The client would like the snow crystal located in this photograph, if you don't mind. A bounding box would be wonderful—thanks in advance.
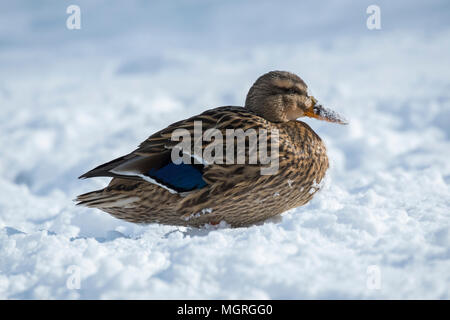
[183,208,213,221]
[287,180,294,188]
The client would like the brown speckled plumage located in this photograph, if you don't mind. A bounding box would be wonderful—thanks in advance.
[76,71,346,227]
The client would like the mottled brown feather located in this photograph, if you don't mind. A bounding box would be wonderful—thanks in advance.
[76,71,332,227]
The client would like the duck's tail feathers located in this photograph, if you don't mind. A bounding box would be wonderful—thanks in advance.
[75,189,138,209]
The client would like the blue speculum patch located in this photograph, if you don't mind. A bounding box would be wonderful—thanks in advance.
[147,162,207,192]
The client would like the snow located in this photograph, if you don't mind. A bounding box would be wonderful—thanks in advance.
[1,1,449,299]
[184,208,214,222]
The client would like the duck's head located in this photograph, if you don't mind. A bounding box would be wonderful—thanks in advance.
[245,70,347,124]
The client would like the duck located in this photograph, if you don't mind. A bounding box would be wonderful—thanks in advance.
[76,71,347,227]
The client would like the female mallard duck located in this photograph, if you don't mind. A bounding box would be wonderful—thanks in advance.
[76,71,347,227]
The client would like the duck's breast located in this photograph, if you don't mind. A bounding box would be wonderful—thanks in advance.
[276,120,329,207]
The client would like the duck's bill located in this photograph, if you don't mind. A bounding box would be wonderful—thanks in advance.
[304,104,348,125]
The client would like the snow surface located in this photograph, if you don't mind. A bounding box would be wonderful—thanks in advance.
[0,0,449,299]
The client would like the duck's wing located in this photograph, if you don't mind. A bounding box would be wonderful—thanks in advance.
[79,106,276,194]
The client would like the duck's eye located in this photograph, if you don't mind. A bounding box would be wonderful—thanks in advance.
[286,88,297,94]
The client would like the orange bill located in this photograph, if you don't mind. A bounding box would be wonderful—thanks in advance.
[304,99,348,125]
